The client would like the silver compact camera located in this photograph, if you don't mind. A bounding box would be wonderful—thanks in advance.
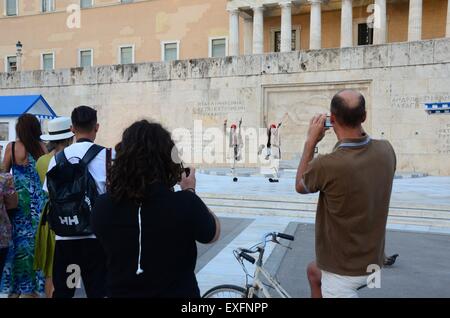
[324,116,333,128]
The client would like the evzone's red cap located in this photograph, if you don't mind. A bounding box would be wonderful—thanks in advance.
[231,124,237,129]
[271,124,277,128]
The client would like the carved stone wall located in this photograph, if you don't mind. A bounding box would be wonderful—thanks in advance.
[1,38,450,174]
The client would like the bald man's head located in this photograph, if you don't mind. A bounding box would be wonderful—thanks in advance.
[330,89,366,128]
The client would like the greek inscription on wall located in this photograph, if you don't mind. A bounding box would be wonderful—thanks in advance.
[193,100,245,117]
[437,124,450,155]
[391,95,450,109]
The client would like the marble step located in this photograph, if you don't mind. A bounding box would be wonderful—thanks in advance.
[197,170,429,179]
[199,193,450,228]
[201,193,450,216]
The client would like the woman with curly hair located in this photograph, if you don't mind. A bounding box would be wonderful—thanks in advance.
[92,120,220,298]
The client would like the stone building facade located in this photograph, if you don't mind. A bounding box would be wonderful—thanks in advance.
[1,38,449,175]
[1,0,449,71]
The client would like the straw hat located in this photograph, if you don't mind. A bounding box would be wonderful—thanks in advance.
[40,117,74,141]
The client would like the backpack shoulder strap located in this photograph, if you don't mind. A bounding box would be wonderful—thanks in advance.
[106,148,112,172]
[11,142,15,165]
[55,149,69,165]
[81,144,104,166]
[105,148,112,191]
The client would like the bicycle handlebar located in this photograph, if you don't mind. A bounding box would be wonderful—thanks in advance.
[234,232,295,282]
[242,232,295,253]
[277,232,294,241]
[240,248,257,254]
[239,251,256,264]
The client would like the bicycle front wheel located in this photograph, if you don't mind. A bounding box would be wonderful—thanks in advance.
[202,284,248,298]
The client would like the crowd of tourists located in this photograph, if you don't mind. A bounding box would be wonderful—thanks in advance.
[0,89,397,298]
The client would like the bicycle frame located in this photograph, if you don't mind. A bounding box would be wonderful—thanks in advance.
[248,265,291,298]
[203,231,295,299]
[239,235,292,298]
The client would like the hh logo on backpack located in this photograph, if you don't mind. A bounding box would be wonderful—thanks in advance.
[59,216,79,226]
[46,144,111,237]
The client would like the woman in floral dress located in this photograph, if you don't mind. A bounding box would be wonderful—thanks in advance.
[1,114,48,297]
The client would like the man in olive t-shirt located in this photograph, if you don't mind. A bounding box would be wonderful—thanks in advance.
[295,89,396,298]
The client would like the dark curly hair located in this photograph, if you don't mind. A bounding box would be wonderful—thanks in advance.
[109,120,183,202]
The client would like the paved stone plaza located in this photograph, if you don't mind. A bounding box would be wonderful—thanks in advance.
[9,172,448,299]
[191,173,450,298]
[197,218,450,298]
[195,172,450,207]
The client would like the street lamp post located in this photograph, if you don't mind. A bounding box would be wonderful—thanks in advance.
[16,41,23,72]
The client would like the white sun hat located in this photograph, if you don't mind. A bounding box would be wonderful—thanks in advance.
[40,117,75,141]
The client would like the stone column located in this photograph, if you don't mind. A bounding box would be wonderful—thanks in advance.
[309,0,322,50]
[408,0,422,41]
[16,53,22,72]
[280,1,292,52]
[229,9,240,56]
[340,0,353,48]
[446,0,450,37]
[243,17,253,55]
[253,5,264,54]
[373,0,387,44]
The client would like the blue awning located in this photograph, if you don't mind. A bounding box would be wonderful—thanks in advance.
[0,95,57,118]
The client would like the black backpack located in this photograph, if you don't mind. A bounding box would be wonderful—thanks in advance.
[46,144,110,237]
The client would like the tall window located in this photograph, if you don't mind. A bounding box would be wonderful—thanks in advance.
[42,53,54,70]
[162,41,179,62]
[120,46,134,64]
[6,56,17,72]
[79,49,93,67]
[357,23,373,45]
[274,30,297,52]
[42,0,55,13]
[80,0,93,9]
[6,0,17,16]
[209,38,227,58]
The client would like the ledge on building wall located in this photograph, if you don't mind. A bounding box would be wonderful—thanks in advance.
[1,38,449,89]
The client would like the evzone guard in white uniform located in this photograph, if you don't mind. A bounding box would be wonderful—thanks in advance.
[224,119,243,181]
[266,123,281,161]
[258,115,285,182]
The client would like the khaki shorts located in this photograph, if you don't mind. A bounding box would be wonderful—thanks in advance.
[321,270,368,298]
